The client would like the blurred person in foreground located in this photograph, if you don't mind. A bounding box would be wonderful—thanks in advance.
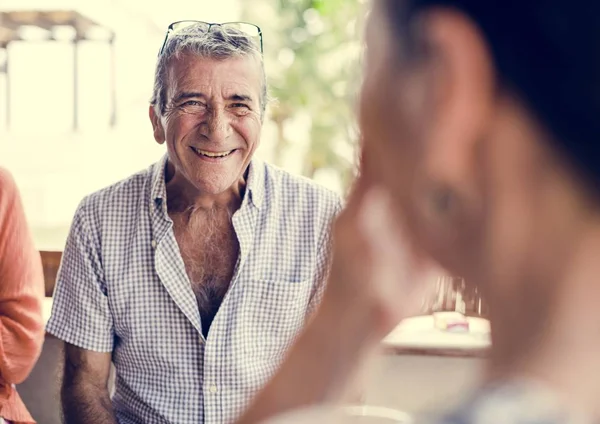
[0,169,45,424]
[47,21,340,424]
[236,0,600,422]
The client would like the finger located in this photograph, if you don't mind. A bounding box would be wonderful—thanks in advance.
[357,187,410,301]
[357,187,441,324]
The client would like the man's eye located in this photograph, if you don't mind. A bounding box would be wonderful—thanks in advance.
[182,100,205,107]
[231,103,250,109]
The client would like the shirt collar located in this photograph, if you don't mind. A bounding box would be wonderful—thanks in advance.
[150,154,265,210]
[245,157,265,209]
[150,154,169,208]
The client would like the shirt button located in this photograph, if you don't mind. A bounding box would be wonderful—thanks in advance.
[151,240,157,249]
[209,385,218,393]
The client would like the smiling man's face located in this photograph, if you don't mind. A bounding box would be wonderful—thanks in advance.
[150,53,263,195]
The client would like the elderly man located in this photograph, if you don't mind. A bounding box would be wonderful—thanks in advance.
[47,21,341,424]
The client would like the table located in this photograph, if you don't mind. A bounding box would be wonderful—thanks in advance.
[382,315,491,358]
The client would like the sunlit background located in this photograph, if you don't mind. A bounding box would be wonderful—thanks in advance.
[0,0,364,250]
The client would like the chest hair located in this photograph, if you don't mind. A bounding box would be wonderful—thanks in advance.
[171,207,239,335]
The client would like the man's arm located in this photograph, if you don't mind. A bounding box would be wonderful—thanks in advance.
[45,197,117,422]
[61,343,116,424]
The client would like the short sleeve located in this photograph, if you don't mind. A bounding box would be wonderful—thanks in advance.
[46,199,114,352]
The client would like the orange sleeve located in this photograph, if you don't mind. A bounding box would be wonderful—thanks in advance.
[0,168,44,384]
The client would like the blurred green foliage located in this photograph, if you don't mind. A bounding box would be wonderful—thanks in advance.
[242,0,366,191]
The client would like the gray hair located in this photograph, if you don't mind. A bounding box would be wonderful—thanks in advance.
[150,23,267,116]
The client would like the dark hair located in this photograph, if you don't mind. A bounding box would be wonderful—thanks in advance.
[385,0,600,189]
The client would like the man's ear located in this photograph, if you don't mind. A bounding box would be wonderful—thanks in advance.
[149,106,166,144]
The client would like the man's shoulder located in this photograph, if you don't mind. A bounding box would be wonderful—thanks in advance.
[75,163,156,219]
[262,162,342,208]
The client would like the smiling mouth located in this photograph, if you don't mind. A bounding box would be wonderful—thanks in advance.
[190,147,236,159]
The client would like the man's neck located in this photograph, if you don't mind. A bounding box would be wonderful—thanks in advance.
[165,164,245,214]
[487,223,600,419]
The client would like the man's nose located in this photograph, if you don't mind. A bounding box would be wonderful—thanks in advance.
[204,109,232,143]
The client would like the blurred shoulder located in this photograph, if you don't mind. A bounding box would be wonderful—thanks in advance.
[426,380,593,424]
[260,381,591,424]
[0,168,23,218]
[0,167,18,196]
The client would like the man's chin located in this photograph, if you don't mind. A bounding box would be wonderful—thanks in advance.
[180,157,249,198]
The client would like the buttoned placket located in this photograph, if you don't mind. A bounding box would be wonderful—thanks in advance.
[202,194,259,424]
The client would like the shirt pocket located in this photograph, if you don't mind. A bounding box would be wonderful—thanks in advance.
[239,279,312,360]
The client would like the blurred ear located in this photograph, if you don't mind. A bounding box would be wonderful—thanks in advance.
[149,106,166,144]
[417,8,495,192]
[405,8,496,273]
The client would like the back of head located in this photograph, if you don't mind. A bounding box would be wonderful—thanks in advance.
[385,0,600,194]
[370,2,600,411]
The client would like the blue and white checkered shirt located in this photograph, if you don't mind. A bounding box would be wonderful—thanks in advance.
[47,155,342,424]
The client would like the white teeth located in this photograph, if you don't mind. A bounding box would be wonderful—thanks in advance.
[192,147,233,158]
